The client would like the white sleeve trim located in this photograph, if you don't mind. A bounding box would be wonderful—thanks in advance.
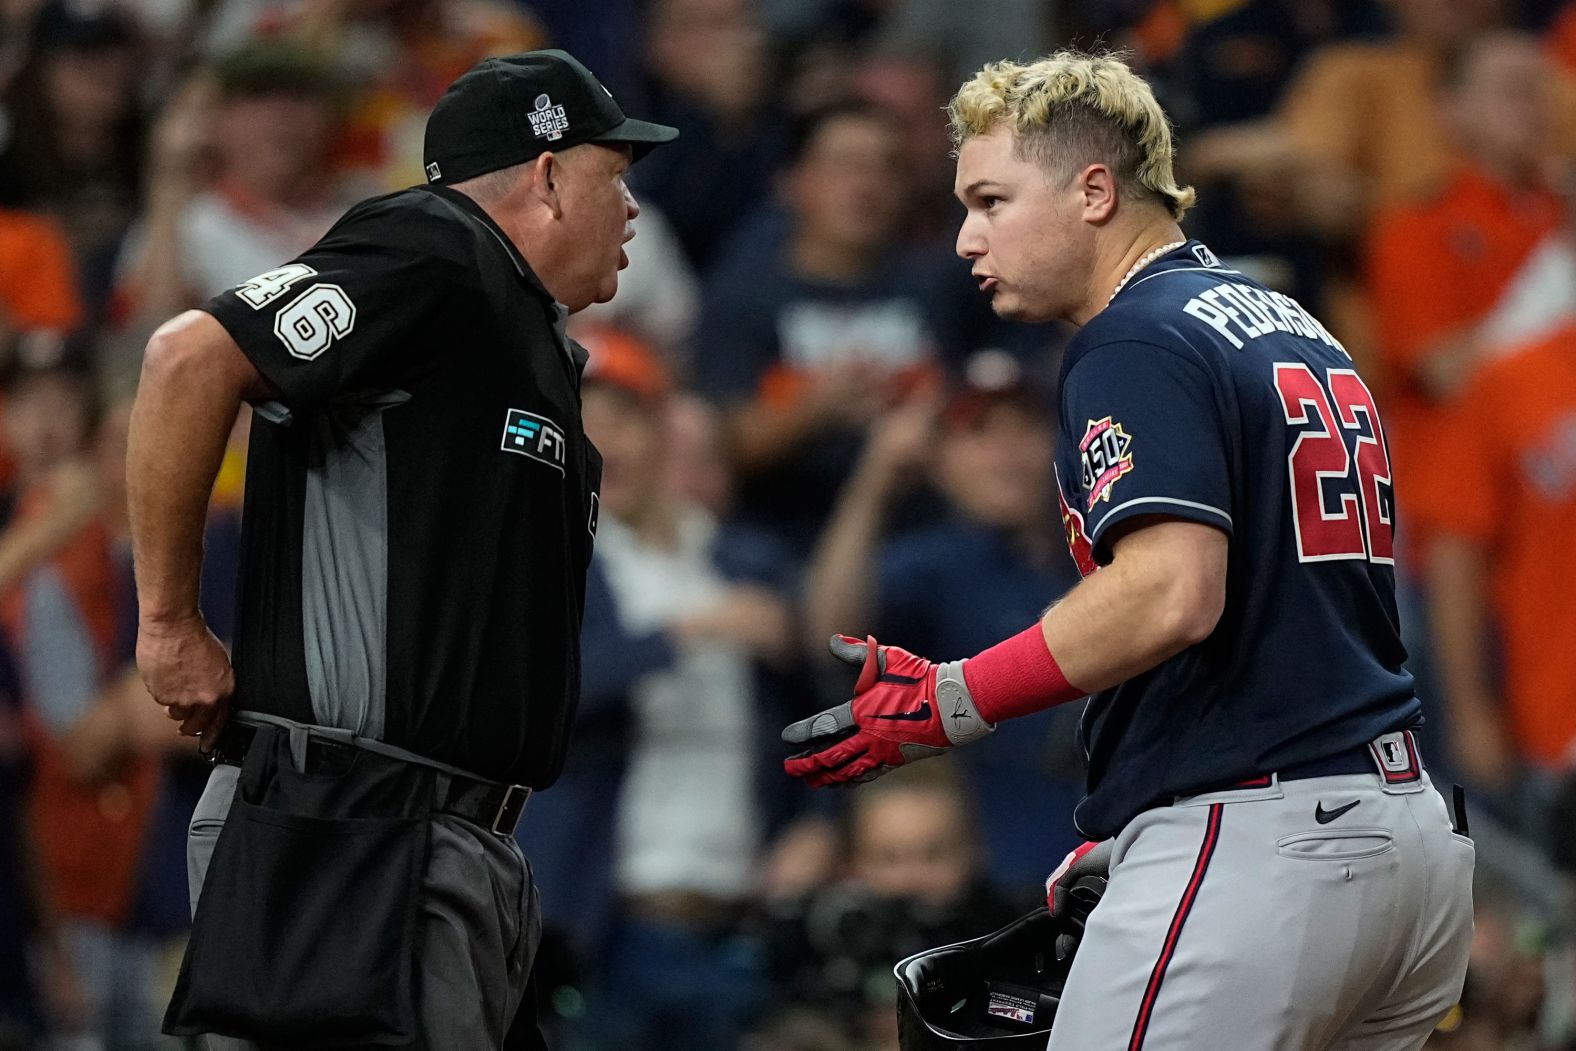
[1089,496,1233,542]
[1126,265,1243,292]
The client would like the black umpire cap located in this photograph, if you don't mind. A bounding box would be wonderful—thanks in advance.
[423,49,678,185]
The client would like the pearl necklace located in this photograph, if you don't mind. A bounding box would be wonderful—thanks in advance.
[1107,240,1188,305]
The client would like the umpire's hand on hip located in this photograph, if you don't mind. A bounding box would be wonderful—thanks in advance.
[137,613,235,750]
[782,634,994,787]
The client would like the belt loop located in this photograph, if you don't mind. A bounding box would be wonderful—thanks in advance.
[287,725,311,773]
[1368,729,1424,791]
[491,785,530,837]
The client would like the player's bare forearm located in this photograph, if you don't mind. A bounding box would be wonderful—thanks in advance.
[127,310,269,627]
[1041,518,1228,693]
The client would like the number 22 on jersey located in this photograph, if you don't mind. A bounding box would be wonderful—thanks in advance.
[1274,363,1395,565]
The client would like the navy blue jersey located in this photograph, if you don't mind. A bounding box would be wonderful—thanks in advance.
[1054,242,1419,840]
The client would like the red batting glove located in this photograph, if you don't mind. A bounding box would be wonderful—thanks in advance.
[781,635,994,788]
[1045,839,1113,918]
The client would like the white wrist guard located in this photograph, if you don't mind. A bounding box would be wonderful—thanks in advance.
[935,660,995,747]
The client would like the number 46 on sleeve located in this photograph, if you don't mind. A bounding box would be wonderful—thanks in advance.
[1274,363,1395,565]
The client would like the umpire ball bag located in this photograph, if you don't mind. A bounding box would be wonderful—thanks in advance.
[165,724,434,1046]
[895,876,1105,1050]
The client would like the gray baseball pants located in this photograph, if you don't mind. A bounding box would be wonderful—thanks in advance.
[185,764,539,1051]
[1047,768,1474,1050]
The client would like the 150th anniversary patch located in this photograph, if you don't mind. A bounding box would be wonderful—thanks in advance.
[1080,415,1134,510]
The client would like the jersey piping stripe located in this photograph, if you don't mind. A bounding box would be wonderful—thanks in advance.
[1092,497,1234,541]
[1124,265,1244,294]
[1127,802,1224,1051]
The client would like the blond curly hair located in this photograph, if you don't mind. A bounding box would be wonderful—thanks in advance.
[948,50,1195,221]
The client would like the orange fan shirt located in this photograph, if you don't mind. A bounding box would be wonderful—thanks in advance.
[1550,2,1576,76]
[1366,166,1562,540]
[7,498,160,925]
[0,209,81,331]
[1280,42,1576,212]
[1411,325,1576,766]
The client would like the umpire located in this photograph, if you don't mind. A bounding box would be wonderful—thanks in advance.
[125,51,675,1050]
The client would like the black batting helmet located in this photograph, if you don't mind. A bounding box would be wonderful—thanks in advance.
[894,876,1105,1049]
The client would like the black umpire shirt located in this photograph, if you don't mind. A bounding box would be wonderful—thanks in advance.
[201,185,601,788]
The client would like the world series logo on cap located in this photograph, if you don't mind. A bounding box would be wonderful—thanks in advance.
[529,93,569,141]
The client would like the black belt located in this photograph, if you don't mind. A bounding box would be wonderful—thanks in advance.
[210,722,531,838]
[1201,729,1424,795]
[1268,747,1377,782]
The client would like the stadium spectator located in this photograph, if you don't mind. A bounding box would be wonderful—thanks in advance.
[1465,214,1576,356]
[850,48,961,242]
[1170,0,1386,130]
[630,0,787,268]
[1548,0,1576,75]
[0,0,147,319]
[1414,320,1576,806]
[768,0,1050,91]
[866,0,1050,88]
[527,327,794,1051]
[1366,32,1564,543]
[0,356,167,1050]
[199,0,545,189]
[0,360,238,1049]
[0,211,83,343]
[690,101,955,558]
[115,43,361,337]
[0,216,85,498]
[0,353,103,573]
[803,351,1084,896]
[765,764,1014,1050]
[0,636,71,1050]
[663,392,734,518]
[1184,0,1576,362]
[0,371,240,1051]
[1170,0,1386,307]
[1275,0,1515,233]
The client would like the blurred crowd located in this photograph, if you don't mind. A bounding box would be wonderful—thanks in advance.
[1,0,1576,1048]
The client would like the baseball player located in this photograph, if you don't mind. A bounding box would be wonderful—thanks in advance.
[126,51,674,1050]
[783,50,1474,1049]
